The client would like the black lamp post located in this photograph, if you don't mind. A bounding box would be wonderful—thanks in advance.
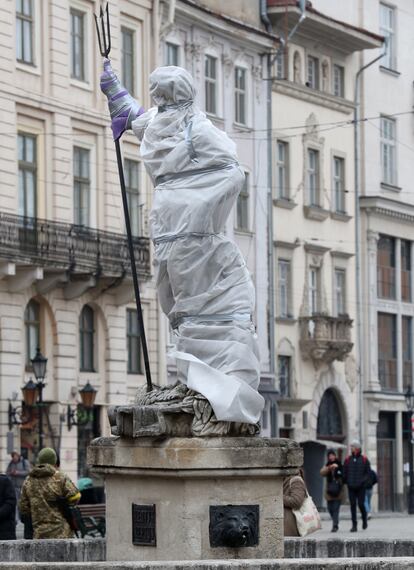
[67,382,97,430]
[31,348,48,452]
[404,386,414,515]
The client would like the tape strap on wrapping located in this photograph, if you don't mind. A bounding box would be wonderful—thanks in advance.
[176,313,252,325]
[153,231,221,245]
[155,161,238,186]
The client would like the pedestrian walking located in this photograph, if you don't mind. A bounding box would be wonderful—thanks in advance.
[0,474,16,540]
[6,451,30,516]
[364,468,378,519]
[18,447,80,539]
[283,469,307,536]
[320,448,345,532]
[343,439,371,532]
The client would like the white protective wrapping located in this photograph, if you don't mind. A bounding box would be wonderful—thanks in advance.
[132,66,264,424]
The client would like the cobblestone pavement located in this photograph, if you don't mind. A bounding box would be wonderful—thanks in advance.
[316,512,414,539]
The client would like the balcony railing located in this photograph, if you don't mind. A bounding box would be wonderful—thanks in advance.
[0,212,151,278]
[299,314,353,365]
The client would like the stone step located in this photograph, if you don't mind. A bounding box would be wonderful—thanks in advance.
[285,538,414,558]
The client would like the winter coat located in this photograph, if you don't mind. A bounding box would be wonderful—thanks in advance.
[365,469,378,490]
[0,475,16,540]
[320,460,346,502]
[6,457,30,491]
[343,452,371,490]
[283,475,307,537]
[19,464,80,539]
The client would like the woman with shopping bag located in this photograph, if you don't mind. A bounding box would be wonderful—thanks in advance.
[283,469,321,537]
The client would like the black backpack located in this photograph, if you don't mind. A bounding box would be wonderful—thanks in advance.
[327,478,342,497]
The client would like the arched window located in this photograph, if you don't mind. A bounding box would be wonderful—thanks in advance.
[24,299,40,367]
[317,388,344,441]
[80,305,95,372]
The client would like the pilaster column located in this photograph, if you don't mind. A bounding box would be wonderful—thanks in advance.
[395,411,404,511]
[367,230,381,390]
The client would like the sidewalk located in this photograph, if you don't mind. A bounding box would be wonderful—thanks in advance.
[316,513,414,539]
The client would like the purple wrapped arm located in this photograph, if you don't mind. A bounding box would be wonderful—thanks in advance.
[100,59,145,141]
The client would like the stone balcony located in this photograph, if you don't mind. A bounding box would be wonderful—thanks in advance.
[0,212,151,300]
[299,314,353,366]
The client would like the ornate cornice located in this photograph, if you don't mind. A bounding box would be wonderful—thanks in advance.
[360,195,414,225]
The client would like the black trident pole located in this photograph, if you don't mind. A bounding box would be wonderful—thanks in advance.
[95,2,152,392]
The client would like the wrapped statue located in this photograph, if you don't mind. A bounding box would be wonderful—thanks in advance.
[101,61,264,435]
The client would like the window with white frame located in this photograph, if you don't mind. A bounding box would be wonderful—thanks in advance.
[234,67,247,125]
[278,259,291,318]
[121,27,135,95]
[308,266,320,315]
[380,116,396,185]
[333,156,345,213]
[236,172,249,230]
[80,305,95,372]
[73,147,90,226]
[380,3,396,70]
[307,56,319,89]
[333,64,344,97]
[18,133,37,218]
[70,8,86,81]
[307,148,320,206]
[127,308,142,374]
[205,55,217,115]
[334,268,346,316]
[278,355,291,398]
[166,42,179,66]
[125,159,140,236]
[276,141,289,199]
[16,0,34,64]
[25,299,40,367]
[275,49,285,80]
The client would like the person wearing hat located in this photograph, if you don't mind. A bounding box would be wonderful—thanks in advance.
[343,440,371,532]
[320,449,345,532]
[18,448,80,539]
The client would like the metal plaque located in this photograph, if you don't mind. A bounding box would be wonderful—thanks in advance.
[209,504,259,548]
[132,504,156,546]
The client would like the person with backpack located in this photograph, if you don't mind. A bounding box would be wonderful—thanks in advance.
[364,468,378,520]
[6,451,30,522]
[320,448,345,532]
[343,439,371,532]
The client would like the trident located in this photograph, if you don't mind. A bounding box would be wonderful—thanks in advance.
[95,2,152,392]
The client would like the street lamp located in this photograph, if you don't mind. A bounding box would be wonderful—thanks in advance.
[31,348,48,452]
[67,382,97,430]
[404,386,414,515]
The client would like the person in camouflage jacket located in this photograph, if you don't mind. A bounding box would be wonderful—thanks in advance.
[19,448,80,539]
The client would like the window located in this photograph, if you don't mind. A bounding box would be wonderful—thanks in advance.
[80,305,94,372]
[403,316,412,391]
[166,42,179,66]
[70,8,85,81]
[401,240,411,302]
[307,148,320,206]
[333,64,344,97]
[333,156,345,213]
[380,3,396,70]
[276,141,289,199]
[205,55,217,115]
[127,309,142,374]
[380,116,396,186]
[309,266,320,315]
[234,67,247,125]
[378,312,397,390]
[278,356,291,398]
[125,159,141,236]
[334,268,346,316]
[307,56,319,89]
[275,49,285,80]
[73,147,90,226]
[25,300,40,367]
[121,27,135,95]
[278,259,291,318]
[236,172,249,231]
[377,235,396,299]
[317,389,344,441]
[18,133,37,218]
[16,0,34,64]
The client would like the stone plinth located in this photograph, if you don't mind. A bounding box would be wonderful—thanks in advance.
[88,436,302,562]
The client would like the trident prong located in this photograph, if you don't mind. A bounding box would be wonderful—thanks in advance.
[94,2,111,58]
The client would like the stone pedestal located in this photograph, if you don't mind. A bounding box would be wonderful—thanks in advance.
[88,436,302,562]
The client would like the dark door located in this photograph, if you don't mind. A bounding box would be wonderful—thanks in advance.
[302,441,326,509]
[377,439,395,511]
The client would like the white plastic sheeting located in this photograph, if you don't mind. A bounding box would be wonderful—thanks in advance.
[131,66,264,424]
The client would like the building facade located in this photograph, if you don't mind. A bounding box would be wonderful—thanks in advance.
[0,0,160,481]
[266,0,381,506]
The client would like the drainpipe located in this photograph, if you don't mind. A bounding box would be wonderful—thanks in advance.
[160,0,176,37]
[354,45,386,446]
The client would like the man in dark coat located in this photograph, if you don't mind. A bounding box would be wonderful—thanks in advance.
[343,439,371,532]
[0,474,16,539]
